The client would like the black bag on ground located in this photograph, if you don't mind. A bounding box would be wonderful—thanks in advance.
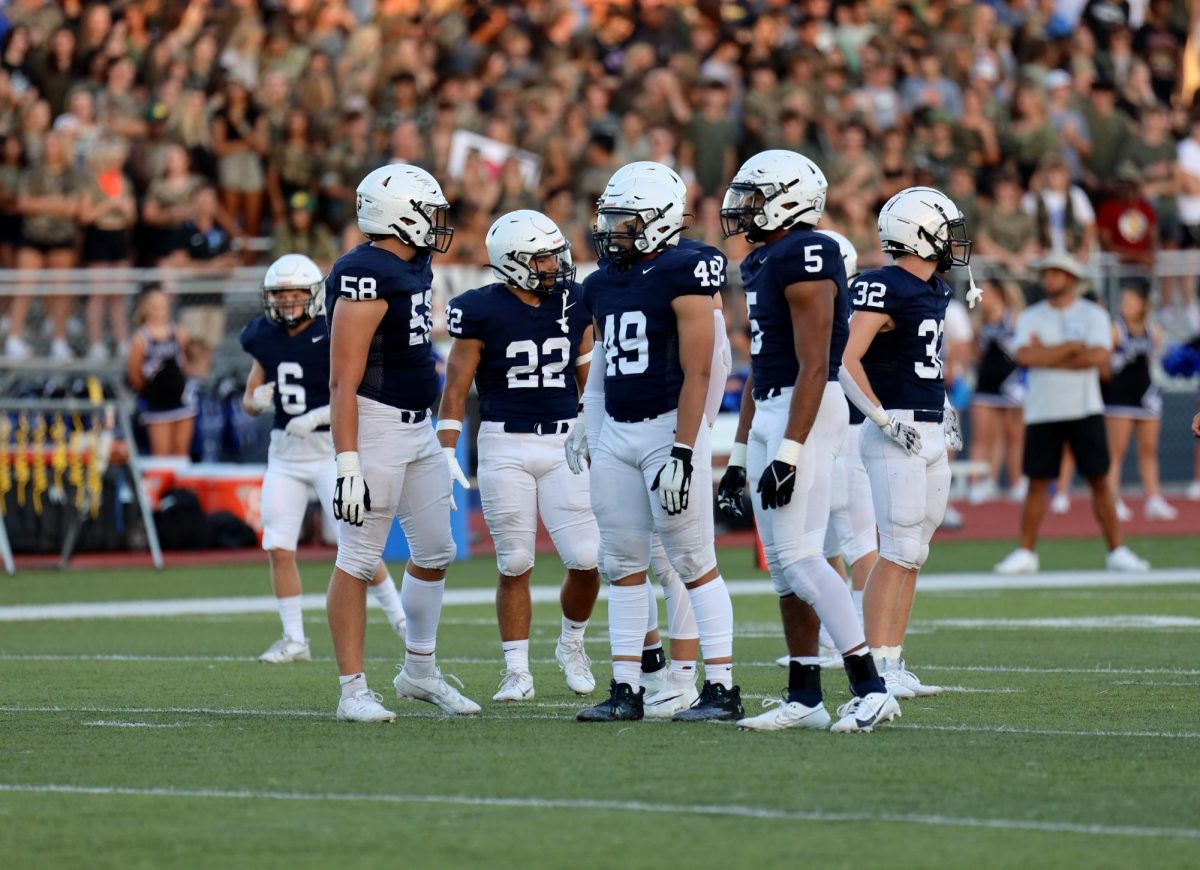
[153,488,207,550]
[205,511,257,549]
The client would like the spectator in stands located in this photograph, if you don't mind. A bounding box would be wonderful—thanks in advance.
[1096,162,1157,291]
[318,108,374,240]
[141,144,200,267]
[212,77,268,257]
[32,27,76,117]
[7,129,79,361]
[1005,84,1060,185]
[1176,117,1200,254]
[126,286,195,458]
[1024,155,1097,259]
[270,190,337,270]
[177,185,240,381]
[977,170,1042,287]
[0,133,24,271]
[1082,80,1133,193]
[266,106,319,223]
[996,254,1148,574]
[169,88,216,182]
[968,282,1026,505]
[80,139,135,362]
[1102,284,1177,521]
[680,78,738,200]
[1045,70,1092,182]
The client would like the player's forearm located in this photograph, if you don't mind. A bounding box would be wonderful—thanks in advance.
[784,358,827,444]
[329,383,360,454]
[675,371,709,448]
[733,371,755,444]
[435,389,467,449]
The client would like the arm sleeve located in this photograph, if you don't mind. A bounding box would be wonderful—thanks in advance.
[838,366,888,427]
[704,309,731,426]
[582,339,605,449]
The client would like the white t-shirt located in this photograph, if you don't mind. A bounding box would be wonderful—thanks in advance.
[1177,138,1200,225]
[1021,187,1096,253]
[1013,298,1112,424]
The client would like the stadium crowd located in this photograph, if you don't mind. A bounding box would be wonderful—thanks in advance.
[0,0,1196,502]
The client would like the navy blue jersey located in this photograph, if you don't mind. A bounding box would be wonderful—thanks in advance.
[741,228,849,392]
[325,243,438,412]
[239,314,332,430]
[851,265,951,412]
[447,282,591,424]
[582,240,724,422]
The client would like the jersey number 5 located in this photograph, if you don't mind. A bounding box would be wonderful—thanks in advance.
[914,319,945,380]
[603,311,648,375]
[507,337,570,388]
[745,291,763,355]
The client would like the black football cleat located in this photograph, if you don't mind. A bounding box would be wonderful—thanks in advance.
[671,681,743,722]
[576,680,644,722]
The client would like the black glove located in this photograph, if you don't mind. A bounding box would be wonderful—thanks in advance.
[651,444,693,516]
[757,459,796,510]
[717,465,747,519]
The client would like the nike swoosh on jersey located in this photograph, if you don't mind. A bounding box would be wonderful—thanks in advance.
[642,266,656,274]
[312,335,325,343]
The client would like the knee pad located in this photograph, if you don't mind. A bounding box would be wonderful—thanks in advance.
[559,527,599,572]
[335,548,378,582]
[918,544,930,567]
[496,547,535,578]
[878,531,922,571]
[780,557,822,604]
[410,532,456,572]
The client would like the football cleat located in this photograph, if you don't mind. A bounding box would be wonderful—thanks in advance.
[640,667,672,697]
[336,689,396,723]
[830,691,901,733]
[891,660,943,697]
[737,695,831,732]
[775,654,790,668]
[493,669,535,702]
[258,636,311,664]
[881,659,915,700]
[776,652,841,670]
[643,679,700,718]
[671,681,743,722]
[555,637,595,696]
[994,547,1039,575]
[394,666,481,715]
[576,680,644,722]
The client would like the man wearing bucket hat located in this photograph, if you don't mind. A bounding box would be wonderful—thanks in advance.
[995,253,1150,574]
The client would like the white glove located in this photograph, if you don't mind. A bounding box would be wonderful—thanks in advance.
[882,416,922,456]
[650,443,693,516]
[943,404,963,452]
[250,383,275,414]
[564,414,589,474]
[333,451,370,525]
[443,447,470,511]
[285,404,330,437]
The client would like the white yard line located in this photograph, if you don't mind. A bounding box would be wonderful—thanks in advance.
[0,782,1194,840]
[914,616,1200,630]
[2,569,1198,622]
[83,721,192,729]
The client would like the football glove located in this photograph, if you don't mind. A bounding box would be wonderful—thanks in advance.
[651,443,693,516]
[564,413,589,474]
[757,438,802,510]
[443,447,471,511]
[716,442,747,519]
[333,451,370,525]
[883,416,922,456]
[943,403,963,452]
[285,404,330,437]
[250,382,276,414]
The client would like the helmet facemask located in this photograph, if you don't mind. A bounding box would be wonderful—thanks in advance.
[263,283,322,328]
[592,208,650,267]
[502,241,576,295]
[719,184,766,239]
[398,198,454,253]
[924,213,972,272]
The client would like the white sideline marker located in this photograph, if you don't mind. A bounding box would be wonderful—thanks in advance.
[0,782,1196,841]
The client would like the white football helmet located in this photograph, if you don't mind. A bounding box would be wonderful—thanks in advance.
[877,186,971,270]
[721,150,826,240]
[592,174,684,265]
[485,210,575,294]
[816,229,859,280]
[601,161,688,247]
[262,253,324,327]
[356,163,454,253]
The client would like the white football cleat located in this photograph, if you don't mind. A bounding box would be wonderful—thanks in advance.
[258,636,311,664]
[818,644,843,670]
[394,666,481,715]
[881,659,915,700]
[737,696,831,732]
[891,660,943,697]
[554,637,595,696]
[640,667,672,698]
[1107,545,1150,573]
[1144,494,1178,521]
[1115,499,1132,522]
[643,679,700,718]
[1050,491,1070,514]
[492,669,535,702]
[775,654,790,668]
[830,692,901,733]
[336,689,396,723]
[994,547,1039,575]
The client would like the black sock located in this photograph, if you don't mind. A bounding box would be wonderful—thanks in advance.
[786,661,823,706]
[641,645,666,673]
[843,652,886,697]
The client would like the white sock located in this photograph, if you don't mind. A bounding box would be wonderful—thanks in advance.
[560,615,587,644]
[404,649,436,678]
[851,589,864,625]
[871,645,902,666]
[502,639,530,673]
[686,576,734,661]
[796,656,822,667]
[670,659,696,686]
[277,594,305,643]
[400,572,443,656]
[608,583,649,690]
[706,662,733,689]
[643,578,659,632]
[339,672,366,699]
[369,574,405,627]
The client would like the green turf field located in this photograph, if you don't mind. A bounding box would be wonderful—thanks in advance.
[1,538,1197,868]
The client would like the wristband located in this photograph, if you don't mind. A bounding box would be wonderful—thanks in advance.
[671,441,693,459]
[335,451,362,477]
[576,350,593,366]
[774,438,802,466]
[867,406,890,428]
[727,442,747,468]
[435,419,463,433]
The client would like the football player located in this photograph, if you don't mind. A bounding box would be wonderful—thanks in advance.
[240,254,405,665]
[571,174,741,723]
[438,210,600,702]
[326,164,479,722]
[716,151,895,734]
[565,161,730,717]
[838,186,980,699]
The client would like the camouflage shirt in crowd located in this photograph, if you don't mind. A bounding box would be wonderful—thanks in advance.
[19,165,80,245]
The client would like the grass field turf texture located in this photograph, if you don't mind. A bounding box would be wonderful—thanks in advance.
[1,536,1197,869]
